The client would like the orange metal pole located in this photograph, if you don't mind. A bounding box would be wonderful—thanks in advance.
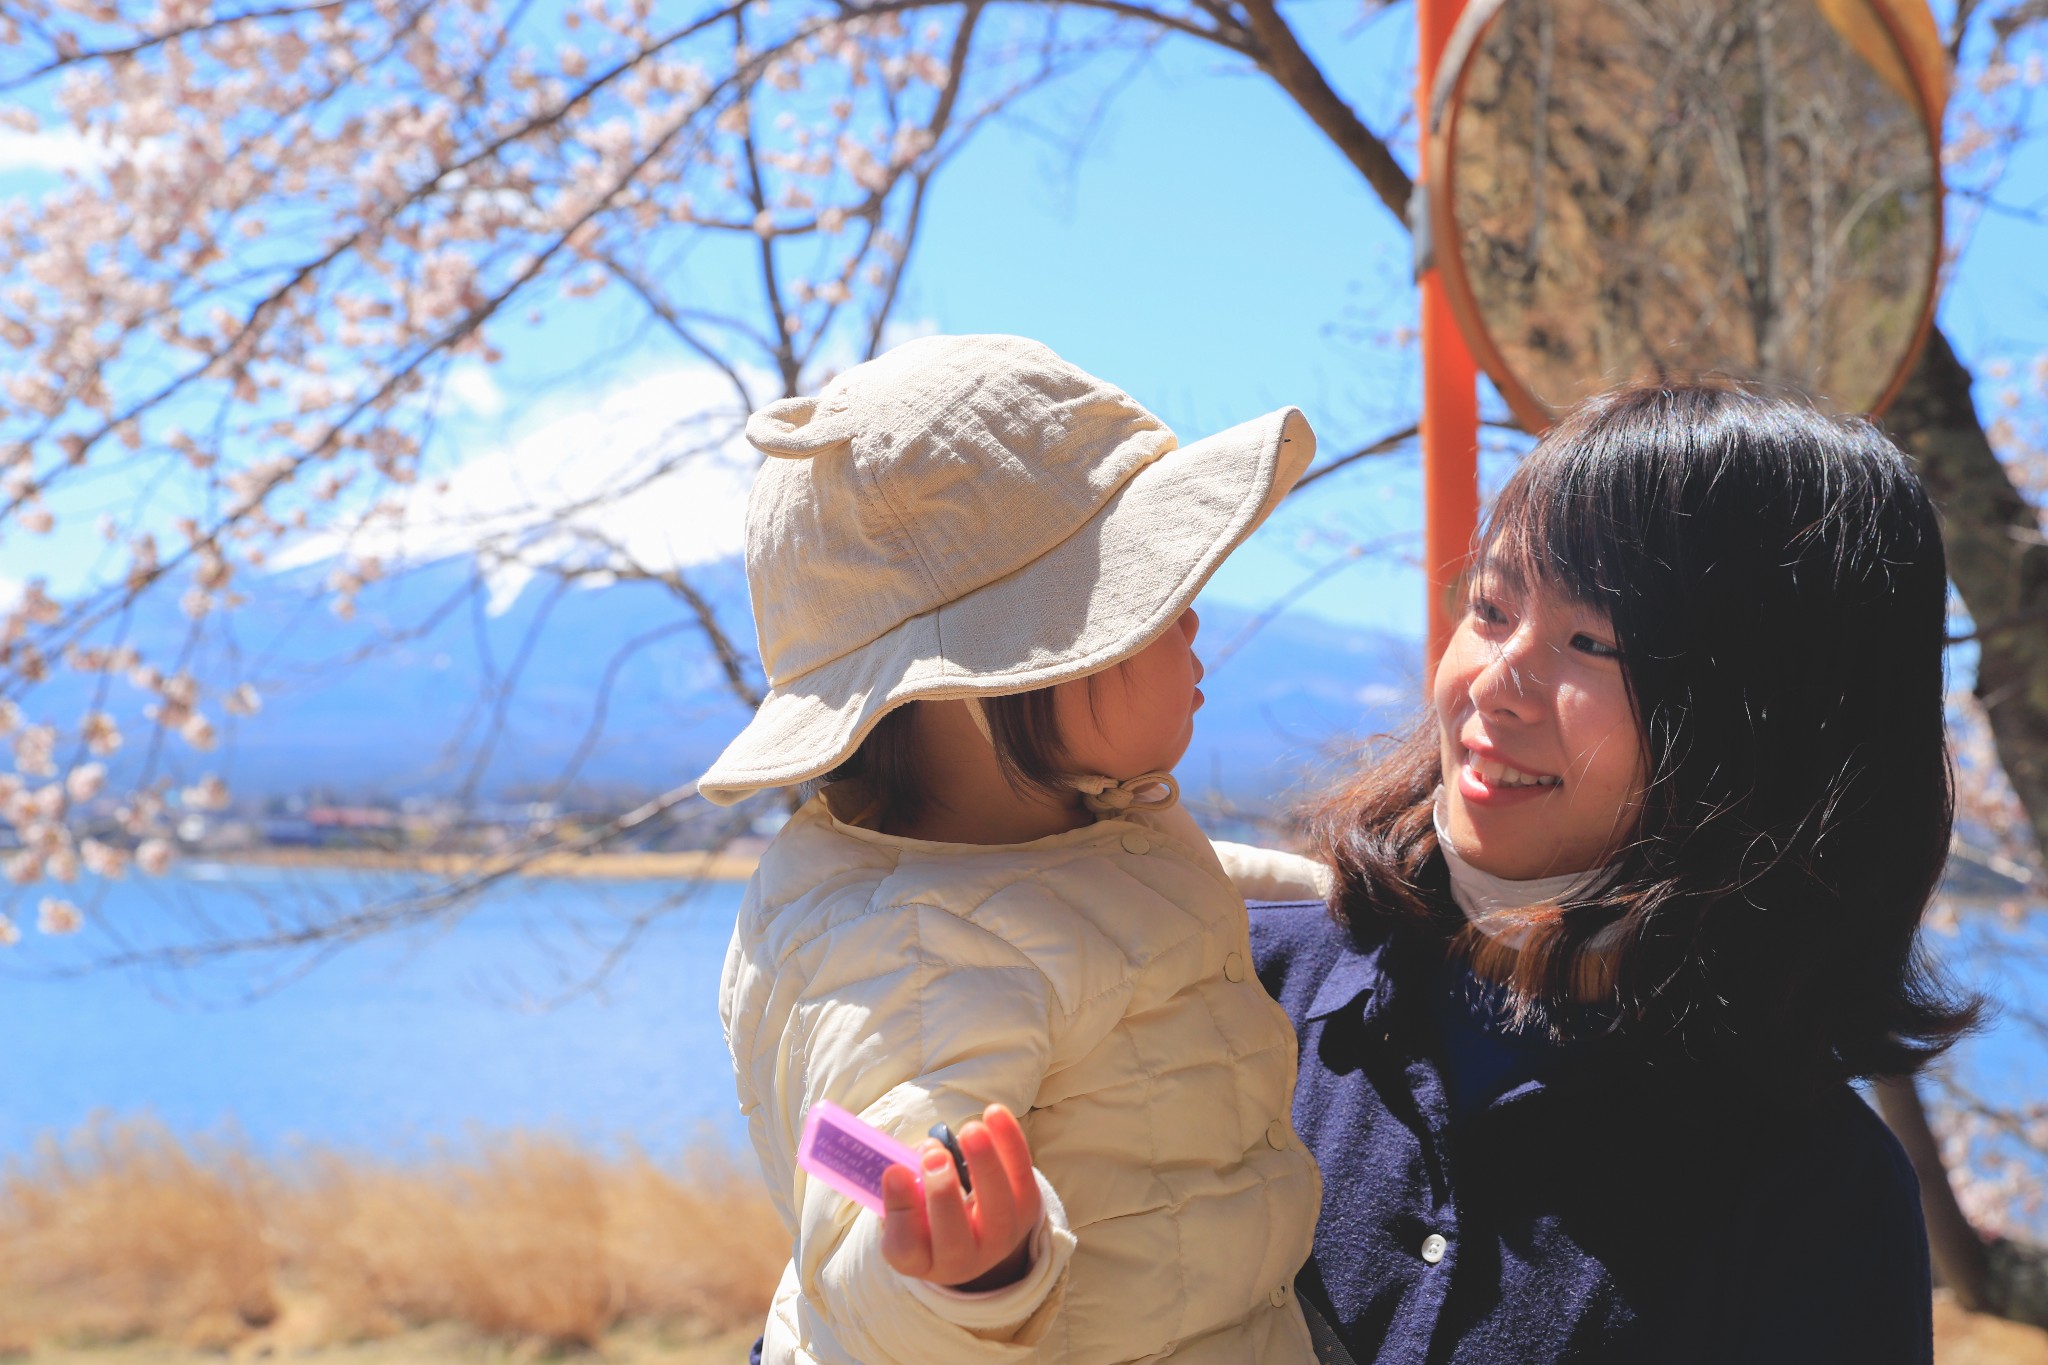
[1419,0,1479,669]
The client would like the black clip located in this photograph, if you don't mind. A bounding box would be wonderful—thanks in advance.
[929,1121,972,1194]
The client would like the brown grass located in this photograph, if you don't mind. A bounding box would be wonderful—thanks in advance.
[1936,1293,2048,1365]
[13,1123,2041,1364]
[0,1120,785,1356]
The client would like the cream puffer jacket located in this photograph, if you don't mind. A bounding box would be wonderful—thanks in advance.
[720,790,1326,1364]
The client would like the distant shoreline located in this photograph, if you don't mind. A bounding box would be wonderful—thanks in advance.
[186,850,2045,898]
[209,847,762,881]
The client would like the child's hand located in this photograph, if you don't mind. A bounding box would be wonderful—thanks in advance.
[879,1102,1042,1291]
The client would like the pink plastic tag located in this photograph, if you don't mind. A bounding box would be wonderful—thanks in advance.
[797,1099,923,1214]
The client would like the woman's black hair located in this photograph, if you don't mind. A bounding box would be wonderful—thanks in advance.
[1312,381,1979,1088]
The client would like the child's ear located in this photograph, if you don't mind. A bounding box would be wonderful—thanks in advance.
[747,393,857,460]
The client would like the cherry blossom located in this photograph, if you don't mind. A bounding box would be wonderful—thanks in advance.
[36,897,82,935]
[64,762,105,803]
[135,837,174,877]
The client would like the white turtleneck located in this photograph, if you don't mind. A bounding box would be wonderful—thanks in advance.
[1432,789,1615,949]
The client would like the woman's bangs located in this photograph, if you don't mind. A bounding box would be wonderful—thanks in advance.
[1476,464,1620,613]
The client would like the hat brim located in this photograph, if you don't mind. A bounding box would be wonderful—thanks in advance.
[695,407,1316,804]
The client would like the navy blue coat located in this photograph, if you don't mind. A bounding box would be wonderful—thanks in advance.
[1251,898,1933,1365]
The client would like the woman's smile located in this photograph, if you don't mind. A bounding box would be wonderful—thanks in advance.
[1455,739,1563,803]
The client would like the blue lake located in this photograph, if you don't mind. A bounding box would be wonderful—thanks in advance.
[0,866,2041,1166]
[0,865,752,1158]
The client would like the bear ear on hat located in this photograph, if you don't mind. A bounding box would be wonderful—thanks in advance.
[747,393,857,459]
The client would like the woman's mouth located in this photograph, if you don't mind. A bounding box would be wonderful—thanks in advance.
[1456,746,1562,805]
[1465,753,1561,789]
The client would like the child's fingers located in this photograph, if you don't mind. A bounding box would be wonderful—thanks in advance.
[879,1163,932,1277]
[918,1141,976,1274]
[980,1103,1042,1227]
[957,1119,1018,1246]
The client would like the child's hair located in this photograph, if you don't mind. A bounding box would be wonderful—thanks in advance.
[1311,381,1979,1088]
[826,691,1070,829]
[826,663,1142,828]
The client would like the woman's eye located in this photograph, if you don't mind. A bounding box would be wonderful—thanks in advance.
[1470,597,1508,626]
[1571,632,1620,659]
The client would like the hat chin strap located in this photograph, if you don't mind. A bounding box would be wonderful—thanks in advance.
[963,699,1180,817]
[1068,771,1180,816]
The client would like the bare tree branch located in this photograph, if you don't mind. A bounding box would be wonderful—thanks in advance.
[1234,0,1414,221]
[1885,326,2048,865]
[1992,0,2048,46]
[1874,1076,1996,1310]
[1288,422,1418,495]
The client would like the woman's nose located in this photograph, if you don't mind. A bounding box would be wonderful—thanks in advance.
[1467,628,1549,720]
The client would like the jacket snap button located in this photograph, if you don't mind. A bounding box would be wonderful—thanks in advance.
[1269,1284,1289,1307]
[1265,1119,1288,1149]
[1223,951,1246,983]
[1120,832,1151,855]
[1420,1232,1448,1264]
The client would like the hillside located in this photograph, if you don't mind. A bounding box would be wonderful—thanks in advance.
[42,555,1421,810]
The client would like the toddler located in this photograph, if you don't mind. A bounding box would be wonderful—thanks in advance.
[703,335,1326,1363]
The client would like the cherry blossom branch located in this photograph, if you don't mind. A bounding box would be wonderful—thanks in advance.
[0,0,352,92]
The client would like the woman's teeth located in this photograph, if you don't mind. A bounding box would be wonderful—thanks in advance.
[1468,755,1561,788]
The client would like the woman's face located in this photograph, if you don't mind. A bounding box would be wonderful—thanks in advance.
[1434,561,1646,879]
[1055,608,1203,779]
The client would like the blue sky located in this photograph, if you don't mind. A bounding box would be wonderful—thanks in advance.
[896,18,1446,640]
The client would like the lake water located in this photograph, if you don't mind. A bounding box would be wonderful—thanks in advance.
[0,865,752,1158]
[1,866,2041,1167]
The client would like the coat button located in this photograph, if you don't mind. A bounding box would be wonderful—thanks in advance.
[1120,832,1151,855]
[1223,951,1247,982]
[1420,1232,1448,1265]
[1269,1284,1289,1307]
[1266,1119,1288,1149]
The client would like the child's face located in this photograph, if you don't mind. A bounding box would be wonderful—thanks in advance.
[1052,608,1204,781]
[1433,562,1646,880]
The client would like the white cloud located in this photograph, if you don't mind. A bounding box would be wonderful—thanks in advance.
[445,362,506,418]
[877,315,940,350]
[271,363,761,613]
[0,128,114,176]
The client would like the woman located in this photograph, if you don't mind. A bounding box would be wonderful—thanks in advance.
[1253,383,1977,1364]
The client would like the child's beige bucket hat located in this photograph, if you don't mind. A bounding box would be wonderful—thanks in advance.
[694,334,1315,805]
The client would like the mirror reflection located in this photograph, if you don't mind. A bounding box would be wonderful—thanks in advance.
[1445,0,1939,421]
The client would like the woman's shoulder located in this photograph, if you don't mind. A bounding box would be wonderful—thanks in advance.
[1763,1083,1922,1220]
[1682,1081,1931,1360]
[1248,899,1396,1021]
[1247,897,1344,964]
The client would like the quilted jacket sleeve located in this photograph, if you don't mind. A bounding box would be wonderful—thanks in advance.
[1212,839,1333,904]
[776,898,1089,1363]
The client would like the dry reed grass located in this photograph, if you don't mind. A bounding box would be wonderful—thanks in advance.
[4,1123,2043,1365]
[0,1119,785,1355]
